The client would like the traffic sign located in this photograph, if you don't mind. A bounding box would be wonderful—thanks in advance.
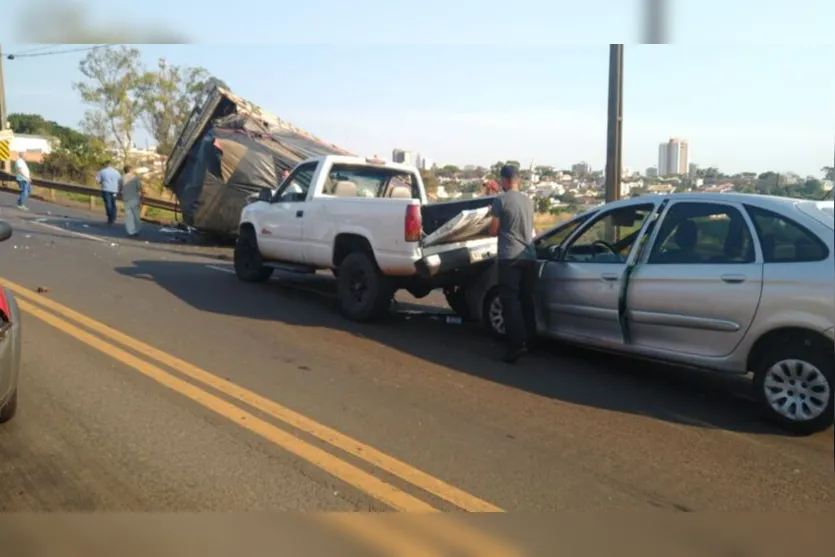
[0,139,9,162]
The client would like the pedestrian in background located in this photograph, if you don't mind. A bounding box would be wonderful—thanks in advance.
[14,153,31,211]
[488,164,537,363]
[481,179,500,197]
[95,160,121,225]
[119,165,142,237]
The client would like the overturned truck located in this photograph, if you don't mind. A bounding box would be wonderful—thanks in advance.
[163,80,352,236]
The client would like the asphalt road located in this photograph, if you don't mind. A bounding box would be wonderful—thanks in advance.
[0,192,832,547]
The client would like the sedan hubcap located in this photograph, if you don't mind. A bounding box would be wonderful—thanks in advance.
[763,359,831,422]
[489,296,505,335]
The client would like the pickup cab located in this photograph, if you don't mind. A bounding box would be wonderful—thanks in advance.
[234,155,497,322]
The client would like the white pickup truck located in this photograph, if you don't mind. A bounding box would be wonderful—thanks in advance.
[234,155,498,322]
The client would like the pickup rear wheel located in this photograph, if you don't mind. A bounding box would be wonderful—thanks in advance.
[234,227,273,283]
[337,252,393,322]
[752,336,833,435]
[444,286,474,321]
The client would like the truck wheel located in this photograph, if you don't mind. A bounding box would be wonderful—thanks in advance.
[234,228,273,283]
[752,336,833,435]
[0,389,18,424]
[444,286,474,321]
[337,252,393,322]
[481,287,505,339]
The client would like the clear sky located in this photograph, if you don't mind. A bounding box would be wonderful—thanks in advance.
[3,1,834,176]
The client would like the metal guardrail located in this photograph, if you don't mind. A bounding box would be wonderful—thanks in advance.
[0,171,179,212]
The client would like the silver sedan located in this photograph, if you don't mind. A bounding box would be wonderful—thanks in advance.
[456,193,834,434]
[0,220,21,424]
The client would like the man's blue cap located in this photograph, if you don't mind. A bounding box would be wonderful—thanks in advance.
[500,164,520,180]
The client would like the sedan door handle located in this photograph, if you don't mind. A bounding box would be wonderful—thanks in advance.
[296,210,304,218]
[721,274,746,284]
[601,273,620,281]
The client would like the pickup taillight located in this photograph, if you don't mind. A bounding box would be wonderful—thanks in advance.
[405,205,422,243]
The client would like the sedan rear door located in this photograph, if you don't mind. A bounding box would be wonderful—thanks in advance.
[624,199,764,359]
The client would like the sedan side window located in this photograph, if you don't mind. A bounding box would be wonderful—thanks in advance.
[648,202,755,264]
[533,213,595,259]
[273,163,317,203]
[744,205,829,263]
[563,204,655,263]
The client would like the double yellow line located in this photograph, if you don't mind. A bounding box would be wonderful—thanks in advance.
[0,277,520,555]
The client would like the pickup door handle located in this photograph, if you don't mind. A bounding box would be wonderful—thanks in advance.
[601,273,620,281]
[296,210,304,218]
[721,274,746,284]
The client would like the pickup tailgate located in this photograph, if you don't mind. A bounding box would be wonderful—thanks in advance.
[415,197,497,278]
[415,236,496,278]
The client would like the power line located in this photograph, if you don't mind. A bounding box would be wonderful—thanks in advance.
[6,44,121,60]
[12,44,58,56]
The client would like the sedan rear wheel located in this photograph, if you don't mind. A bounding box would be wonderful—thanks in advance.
[753,339,833,435]
[481,287,505,339]
[0,389,18,424]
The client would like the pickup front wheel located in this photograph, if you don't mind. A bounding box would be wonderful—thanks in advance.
[337,252,394,322]
[234,228,273,283]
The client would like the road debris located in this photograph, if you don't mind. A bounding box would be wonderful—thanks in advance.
[35,286,49,293]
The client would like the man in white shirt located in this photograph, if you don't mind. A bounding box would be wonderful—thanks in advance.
[14,153,32,211]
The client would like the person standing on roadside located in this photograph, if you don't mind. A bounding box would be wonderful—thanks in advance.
[95,160,121,226]
[488,164,537,363]
[14,153,31,211]
[119,165,142,237]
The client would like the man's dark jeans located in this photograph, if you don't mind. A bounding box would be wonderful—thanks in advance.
[497,258,538,352]
[101,191,117,224]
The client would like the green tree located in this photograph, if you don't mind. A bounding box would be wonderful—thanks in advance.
[138,58,211,155]
[420,169,438,197]
[534,196,551,213]
[8,112,109,183]
[535,165,555,178]
[74,45,146,163]
[436,164,460,178]
[823,166,834,181]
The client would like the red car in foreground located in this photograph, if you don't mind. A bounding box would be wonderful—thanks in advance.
[0,220,21,424]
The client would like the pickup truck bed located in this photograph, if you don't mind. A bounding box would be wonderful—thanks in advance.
[421,196,496,236]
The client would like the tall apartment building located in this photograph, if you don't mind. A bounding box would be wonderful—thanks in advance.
[657,138,689,176]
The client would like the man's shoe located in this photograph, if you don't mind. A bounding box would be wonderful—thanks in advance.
[17,205,29,211]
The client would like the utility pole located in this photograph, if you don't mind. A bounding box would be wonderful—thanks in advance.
[604,44,624,203]
[643,0,668,43]
[0,44,10,174]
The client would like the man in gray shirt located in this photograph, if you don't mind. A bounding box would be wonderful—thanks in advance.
[489,164,537,363]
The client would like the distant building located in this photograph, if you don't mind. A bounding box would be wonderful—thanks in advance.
[392,149,417,167]
[571,161,591,176]
[8,134,53,163]
[646,167,658,177]
[658,138,689,176]
[688,163,698,178]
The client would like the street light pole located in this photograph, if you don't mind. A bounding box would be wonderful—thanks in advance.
[604,44,624,203]
[643,0,667,43]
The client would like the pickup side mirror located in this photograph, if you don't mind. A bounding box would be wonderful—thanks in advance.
[0,220,12,242]
[258,188,273,203]
[546,244,562,261]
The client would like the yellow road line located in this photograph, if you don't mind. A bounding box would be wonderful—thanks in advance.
[17,298,436,513]
[317,513,445,557]
[398,513,523,557]
[1,276,502,513]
